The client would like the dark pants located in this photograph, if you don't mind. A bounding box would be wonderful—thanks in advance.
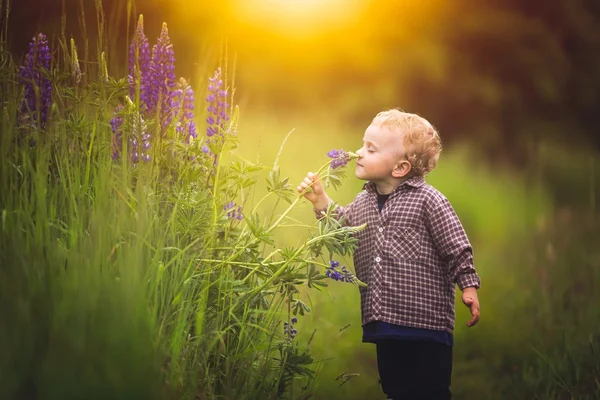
[376,339,453,400]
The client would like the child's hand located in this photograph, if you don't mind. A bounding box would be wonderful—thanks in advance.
[461,287,480,327]
[296,172,330,210]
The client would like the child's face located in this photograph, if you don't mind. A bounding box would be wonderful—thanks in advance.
[355,124,408,185]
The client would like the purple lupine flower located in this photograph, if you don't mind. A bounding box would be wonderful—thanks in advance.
[128,14,152,112]
[327,149,352,169]
[149,22,177,132]
[171,78,197,143]
[325,260,353,283]
[205,67,229,138]
[19,33,52,129]
[283,319,298,339]
[226,204,243,220]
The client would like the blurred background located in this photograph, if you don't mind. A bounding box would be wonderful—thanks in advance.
[5,0,600,398]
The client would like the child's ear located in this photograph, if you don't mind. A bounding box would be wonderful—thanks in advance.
[392,160,411,178]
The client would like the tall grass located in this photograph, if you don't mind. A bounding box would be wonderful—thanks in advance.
[0,2,364,399]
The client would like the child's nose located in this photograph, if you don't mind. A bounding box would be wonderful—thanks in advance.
[356,148,363,157]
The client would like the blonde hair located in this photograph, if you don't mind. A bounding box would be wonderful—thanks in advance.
[371,109,442,176]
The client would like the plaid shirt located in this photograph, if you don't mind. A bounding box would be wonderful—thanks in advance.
[319,175,480,333]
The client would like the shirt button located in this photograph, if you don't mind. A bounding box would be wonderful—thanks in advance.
[378,227,384,233]
[375,257,381,263]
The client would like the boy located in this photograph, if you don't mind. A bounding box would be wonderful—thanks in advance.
[296,109,481,400]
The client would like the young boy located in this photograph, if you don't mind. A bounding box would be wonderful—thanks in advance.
[296,109,481,400]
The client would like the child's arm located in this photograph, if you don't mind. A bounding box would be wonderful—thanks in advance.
[426,196,481,327]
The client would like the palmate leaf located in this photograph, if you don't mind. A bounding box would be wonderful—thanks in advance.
[309,222,362,259]
[279,247,302,263]
[273,267,304,290]
[266,166,295,203]
[324,166,347,190]
[306,263,328,289]
[292,299,311,316]
[228,160,262,189]
[171,186,213,240]
[245,212,275,245]
[229,160,263,174]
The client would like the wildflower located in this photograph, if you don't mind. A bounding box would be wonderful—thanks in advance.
[327,149,358,169]
[149,22,176,129]
[19,33,52,129]
[283,319,298,339]
[128,14,152,112]
[325,260,353,283]
[172,78,197,143]
[225,202,243,220]
[205,67,229,137]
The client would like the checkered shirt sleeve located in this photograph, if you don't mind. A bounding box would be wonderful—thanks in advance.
[425,196,480,291]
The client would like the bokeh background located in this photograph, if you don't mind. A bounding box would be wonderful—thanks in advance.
[5,0,600,398]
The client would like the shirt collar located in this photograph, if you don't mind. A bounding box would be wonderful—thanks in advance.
[363,175,426,194]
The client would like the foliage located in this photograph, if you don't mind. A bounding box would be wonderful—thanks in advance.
[0,7,366,400]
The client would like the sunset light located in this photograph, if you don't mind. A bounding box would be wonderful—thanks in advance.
[230,0,365,36]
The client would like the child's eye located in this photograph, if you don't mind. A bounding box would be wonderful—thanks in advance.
[367,149,375,153]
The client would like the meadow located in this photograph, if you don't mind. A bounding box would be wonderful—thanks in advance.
[1,2,599,399]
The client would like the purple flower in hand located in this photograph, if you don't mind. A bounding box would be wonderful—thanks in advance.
[327,149,358,169]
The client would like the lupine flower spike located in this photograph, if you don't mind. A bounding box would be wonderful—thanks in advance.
[149,22,176,131]
[325,260,367,287]
[19,33,52,129]
[327,149,359,169]
[224,201,243,220]
[205,67,230,138]
[128,14,152,112]
[172,78,197,143]
[283,317,299,340]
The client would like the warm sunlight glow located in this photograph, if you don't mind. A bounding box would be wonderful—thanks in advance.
[230,0,364,36]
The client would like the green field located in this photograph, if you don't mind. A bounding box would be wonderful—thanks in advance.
[1,2,599,398]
